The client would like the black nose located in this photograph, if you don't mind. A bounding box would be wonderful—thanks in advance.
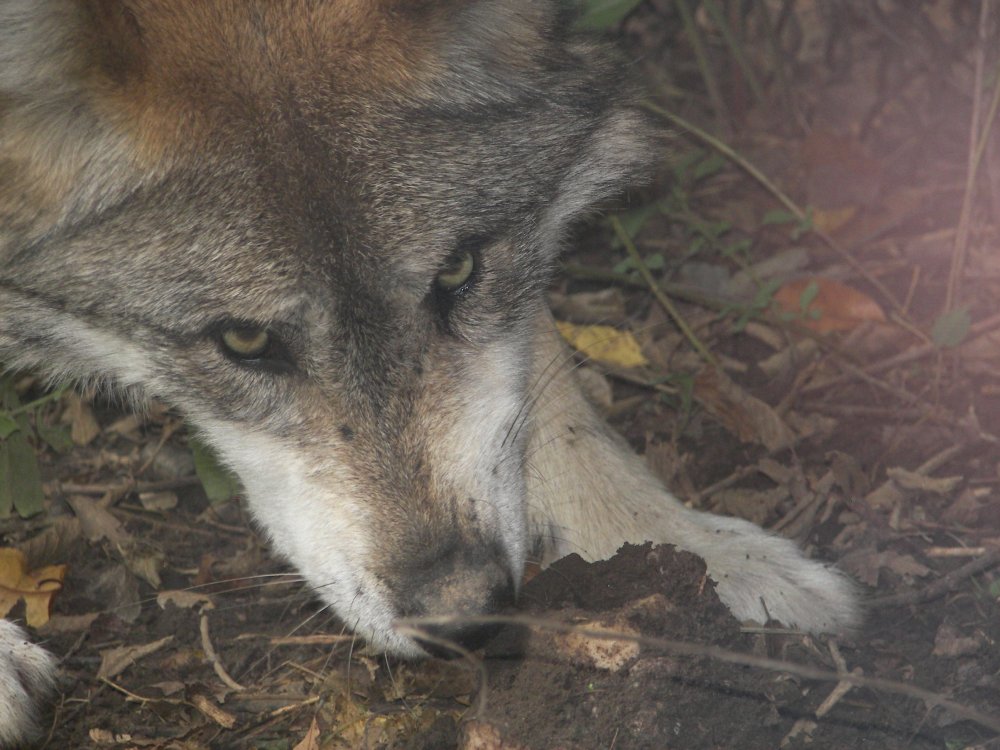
[414,580,515,658]
[393,542,517,657]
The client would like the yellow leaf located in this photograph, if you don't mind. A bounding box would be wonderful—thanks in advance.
[556,321,648,368]
[0,546,66,627]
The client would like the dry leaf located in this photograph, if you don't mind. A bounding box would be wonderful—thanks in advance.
[293,719,322,750]
[0,547,66,627]
[66,495,130,546]
[773,277,886,334]
[932,624,982,658]
[715,487,788,527]
[839,548,931,587]
[98,635,174,679]
[556,320,648,368]
[886,467,962,495]
[693,368,795,452]
[64,393,101,446]
[800,129,882,211]
[158,590,214,610]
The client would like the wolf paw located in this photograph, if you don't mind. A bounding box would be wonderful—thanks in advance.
[0,620,56,747]
[699,516,860,633]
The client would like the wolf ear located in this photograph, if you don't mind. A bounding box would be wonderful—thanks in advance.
[77,0,147,86]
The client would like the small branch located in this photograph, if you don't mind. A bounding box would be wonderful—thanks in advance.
[870,545,1000,609]
[610,216,719,368]
[398,614,1000,734]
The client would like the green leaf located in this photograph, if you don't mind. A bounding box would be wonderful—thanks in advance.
[36,422,74,454]
[190,436,242,504]
[0,426,45,518]
[761,209,798,226]
[721,237,752,259]
[931,308,971,348]
[609,202,661,245]
[643,253,665,271]
[573,0,644,30]
[692,153,727,181]
[798,280,820,312]
[0,413,19,439]
[612,256,635,274]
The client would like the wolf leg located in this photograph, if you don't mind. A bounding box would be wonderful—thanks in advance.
[0,619,56,747]
[523,311,858,633]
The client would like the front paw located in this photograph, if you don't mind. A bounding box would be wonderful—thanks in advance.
[701,517,860,634]
[0,620,56,747]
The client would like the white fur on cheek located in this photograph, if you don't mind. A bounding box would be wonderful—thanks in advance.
[193,420,425,656]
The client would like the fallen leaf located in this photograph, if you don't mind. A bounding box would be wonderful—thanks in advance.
[0,547,66,627]
[66,495,130,546]
[932,624,982,658]
[800,129,882,211]
[693,368,795,452]
[98,635,174,679]
[64,393,101,446]
[773,277,886,334]
[838,548,932,587]
[886,467,962,495]
[556,320,649,368]
[293,719,322,750]
[158,590,214,610]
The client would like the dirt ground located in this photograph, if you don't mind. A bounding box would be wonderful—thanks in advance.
[3,2,1000,749]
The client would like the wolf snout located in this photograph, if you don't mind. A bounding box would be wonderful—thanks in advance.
[393,542,516,657]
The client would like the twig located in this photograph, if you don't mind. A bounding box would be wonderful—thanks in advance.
[702,0,766,106]
[610,216,719,368]
[56,476,202,495]
[645,103,906,318]
[869,545,1000,609]
[200,609,246,692]
[802,309,1000,395]
[398,614,1000,733]
[945,0,999,311]
[674,0,731,131]
[814,641,859,719]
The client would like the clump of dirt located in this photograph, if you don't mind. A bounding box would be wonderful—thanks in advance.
[467,543,948,750]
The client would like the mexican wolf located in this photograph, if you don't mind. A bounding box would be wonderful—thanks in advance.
[0,0,858,743]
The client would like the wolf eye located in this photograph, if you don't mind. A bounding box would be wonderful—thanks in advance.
[215,323,295,373]
[221,327,270,358]
[435,250,476,292]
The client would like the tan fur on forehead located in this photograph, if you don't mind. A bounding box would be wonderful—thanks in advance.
[0,0,464,235]
[82,0,449,152]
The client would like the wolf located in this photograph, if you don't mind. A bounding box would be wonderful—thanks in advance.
[0,0,859,744]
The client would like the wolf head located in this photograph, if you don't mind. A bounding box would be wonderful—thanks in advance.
[0,0,652,655]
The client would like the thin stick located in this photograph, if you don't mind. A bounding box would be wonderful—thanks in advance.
[646,103,905,318]
[870,546,1000,609]
[610,216,719,368]
[398,614,1000,734]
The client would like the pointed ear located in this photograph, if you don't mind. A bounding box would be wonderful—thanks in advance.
[77,0,147,86]
[0,1,149,242]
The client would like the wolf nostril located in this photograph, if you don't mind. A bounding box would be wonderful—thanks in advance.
[417,621,504,658]
[413,578,515,658]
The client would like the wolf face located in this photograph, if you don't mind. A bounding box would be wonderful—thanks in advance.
[0,0,654,655]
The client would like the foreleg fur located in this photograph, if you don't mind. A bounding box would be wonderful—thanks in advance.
[524,311,859,633]
[0,620,56,746]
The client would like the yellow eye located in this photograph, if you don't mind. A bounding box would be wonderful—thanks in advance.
[221,327,269,358]
[436,251,475,291]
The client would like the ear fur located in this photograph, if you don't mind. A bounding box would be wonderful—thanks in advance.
[0,1,151,242]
